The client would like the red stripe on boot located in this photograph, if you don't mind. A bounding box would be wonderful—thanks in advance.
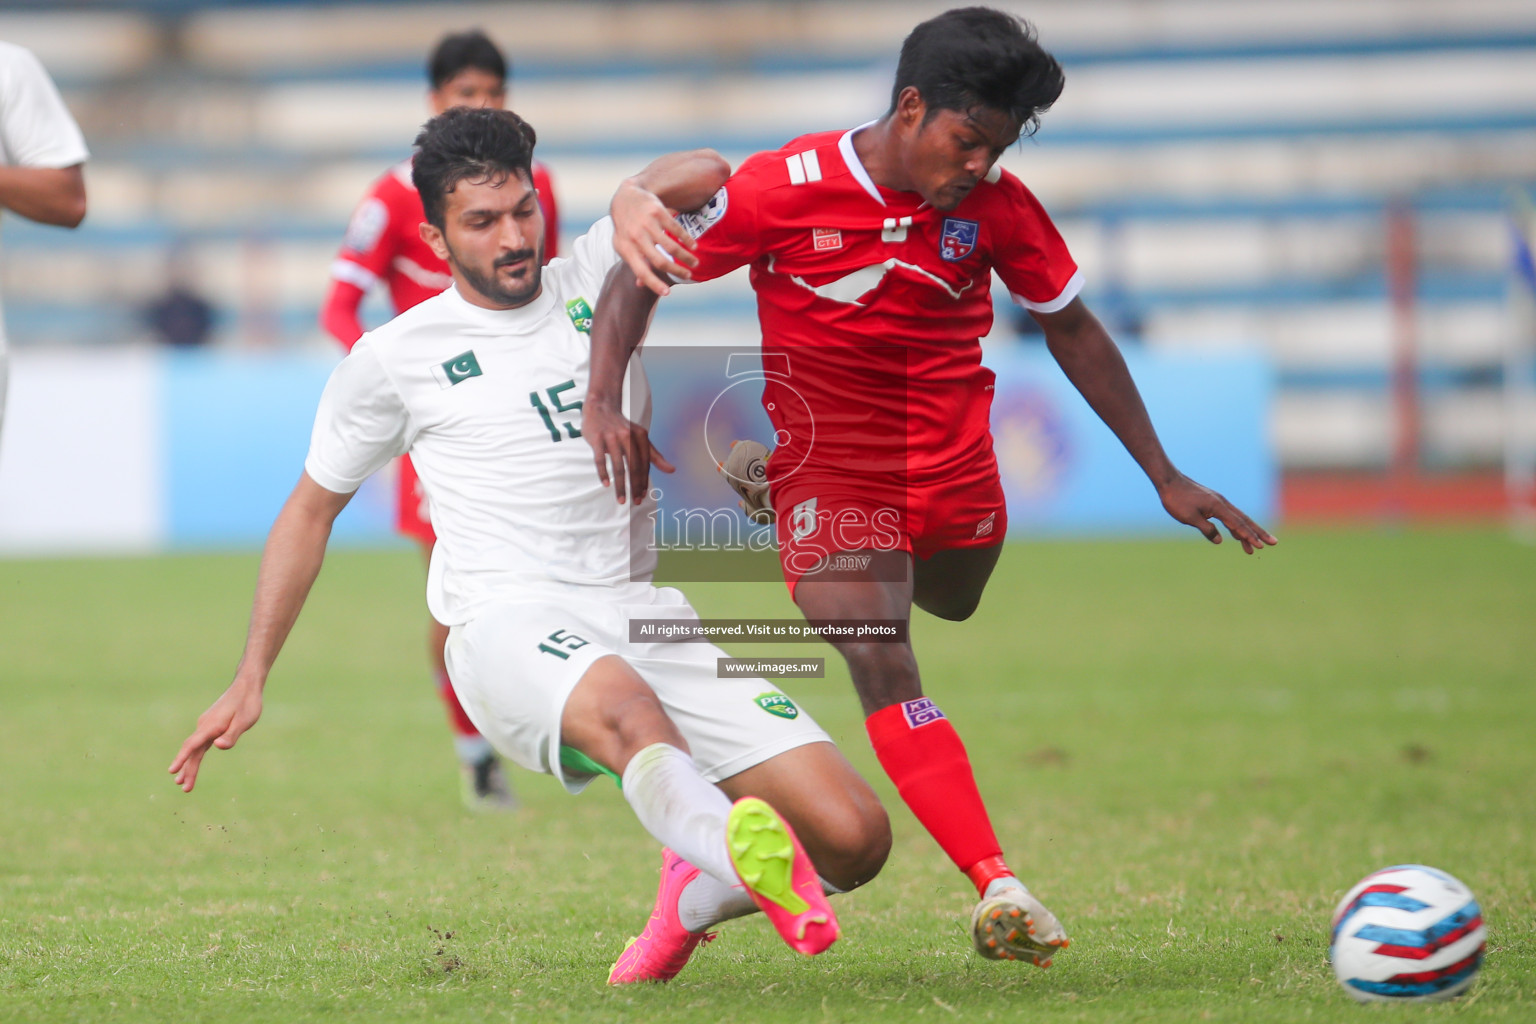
[866,700,1012,895]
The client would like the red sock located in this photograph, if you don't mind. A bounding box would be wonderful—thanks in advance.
[437,671,481,738]
[866,699,1014,895]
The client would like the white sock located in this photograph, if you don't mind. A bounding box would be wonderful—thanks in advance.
[621,743,737,887]
[677,873,757,933]
[677,872,847,933]
[983,874,1027,900]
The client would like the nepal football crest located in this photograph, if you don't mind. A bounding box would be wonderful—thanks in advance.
[940,217,978,261]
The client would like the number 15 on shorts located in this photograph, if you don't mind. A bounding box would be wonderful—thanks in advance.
[538,629,590,660]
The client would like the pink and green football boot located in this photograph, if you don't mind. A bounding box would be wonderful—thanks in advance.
[727,796,839,955]
[607,848,716,984]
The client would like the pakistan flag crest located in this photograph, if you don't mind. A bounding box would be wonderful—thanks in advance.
[432,350,483,388]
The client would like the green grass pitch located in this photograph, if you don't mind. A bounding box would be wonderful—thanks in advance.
[1,528,1533,1021]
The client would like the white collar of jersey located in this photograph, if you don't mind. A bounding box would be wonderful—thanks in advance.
[443,280,556,329]
[839,120,934,212]
[839,121,885,206]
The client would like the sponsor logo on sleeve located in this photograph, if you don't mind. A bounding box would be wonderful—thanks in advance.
[901,697,947,728]
[939,217,978,262]
[812,227,843,251]
[432,350,483,388]
[565,297,594,334]
[755,692,800,719]
[675,186,729,240]
[343,197,388,253]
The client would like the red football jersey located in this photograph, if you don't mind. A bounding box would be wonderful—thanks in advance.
[682,127,1081,479]
[330,158,560,328]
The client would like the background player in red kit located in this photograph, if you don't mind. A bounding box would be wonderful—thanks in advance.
[586,7,1276,967]
[320,29,560,810]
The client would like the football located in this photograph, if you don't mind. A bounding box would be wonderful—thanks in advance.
[1330,864,1486,1002]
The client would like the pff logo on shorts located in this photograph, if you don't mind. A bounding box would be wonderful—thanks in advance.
[755,693,800,719]
[790,497,819,541]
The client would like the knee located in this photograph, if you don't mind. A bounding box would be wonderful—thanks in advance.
[811,795,892,892]
[914,591,981,622]
[609,694,680,752]
[588,692,686,773]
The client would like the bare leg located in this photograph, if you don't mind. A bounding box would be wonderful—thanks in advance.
[561,655,742,887]
[795,549,1018,896]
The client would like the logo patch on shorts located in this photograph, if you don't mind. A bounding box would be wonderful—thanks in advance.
[812,227,843,251]
[433,350,483,388]
[565,297,594,334]
[790,497,819,541]
[975,511,997,539]
[755,692,800,719]
[901,697,946,728]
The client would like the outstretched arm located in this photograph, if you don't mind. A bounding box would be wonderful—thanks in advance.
[169,473,353,791]
[609,148,730,296]
[0,163,86,227]
[1033,298,1278,553]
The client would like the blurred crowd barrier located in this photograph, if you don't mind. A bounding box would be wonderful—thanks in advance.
[1,0,1534,482]
[0,344,1269,554]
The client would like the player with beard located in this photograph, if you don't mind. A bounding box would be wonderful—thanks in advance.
[172,107,891,985]
[320,29,561,810]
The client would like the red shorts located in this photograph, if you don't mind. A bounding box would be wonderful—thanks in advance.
[771,452,1006,591]
[396,454,435,546]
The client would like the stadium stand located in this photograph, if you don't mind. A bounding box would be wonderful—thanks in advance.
[2,0,1534,471]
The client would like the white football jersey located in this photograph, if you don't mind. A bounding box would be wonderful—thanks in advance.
[304,217,656,625]
[0,42,90,353]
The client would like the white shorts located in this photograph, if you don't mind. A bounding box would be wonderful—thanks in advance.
[443,585,832,793]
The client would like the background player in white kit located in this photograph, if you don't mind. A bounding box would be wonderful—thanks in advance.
[0,42,88,446]
[169,107,889,984]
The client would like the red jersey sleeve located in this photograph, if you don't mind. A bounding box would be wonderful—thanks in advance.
[674,157,769,283]
[332,170,406,292]
[533,161,559,260]
[991,171,1084,314]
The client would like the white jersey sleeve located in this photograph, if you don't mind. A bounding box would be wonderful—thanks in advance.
[0,43,89,169]
[556,215,621,301]
[304,338,411,494]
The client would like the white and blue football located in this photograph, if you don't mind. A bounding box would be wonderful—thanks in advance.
[1330,864,1486,1002]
